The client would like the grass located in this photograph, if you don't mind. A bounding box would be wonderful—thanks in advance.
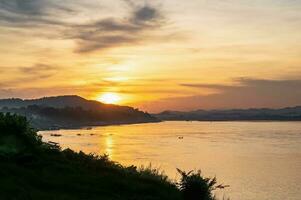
[0,113,226,200]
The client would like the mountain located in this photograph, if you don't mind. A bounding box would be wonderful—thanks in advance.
[154,107,301,121]
[0,95,159,130]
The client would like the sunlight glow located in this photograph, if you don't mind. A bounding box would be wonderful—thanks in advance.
[98,93,121,104]
[105,135,114,160]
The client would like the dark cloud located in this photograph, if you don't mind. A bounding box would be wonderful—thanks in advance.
[0,0,166,53]
[181,83,241,90]
[0,64,58,88]
[132,6,159,22]
[181,78,301,92]
[19,63,57,78]
[0,0,50,16]
[69,5,164,53]
[75,35,137,53]
[142,78,301,112]
[0,0,75,16]
[80,18,141,33]
[0,0,73,27]
[0,14,67,27]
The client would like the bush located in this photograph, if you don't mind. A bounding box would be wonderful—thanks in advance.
[0,113,42,155]
[177,169,228,200]
[0,113,228,200]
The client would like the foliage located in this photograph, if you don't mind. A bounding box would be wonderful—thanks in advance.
[0,113,179,200]
[177,169,228,200]
[138,164,169,183]
[0,113,42,155]
[0,113,226,200]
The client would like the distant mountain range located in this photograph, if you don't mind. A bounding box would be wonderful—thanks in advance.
[0,95,159,130]
[155,107,301,121]
[2,95,301,130]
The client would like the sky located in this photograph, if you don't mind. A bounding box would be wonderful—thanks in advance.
[0,0,301,112]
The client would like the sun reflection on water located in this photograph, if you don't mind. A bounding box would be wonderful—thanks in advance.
[105,134,114,160]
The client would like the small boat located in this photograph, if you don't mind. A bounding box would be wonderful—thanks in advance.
[50,133,62,137]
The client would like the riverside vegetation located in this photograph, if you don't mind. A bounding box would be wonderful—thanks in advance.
[0,113,226,200]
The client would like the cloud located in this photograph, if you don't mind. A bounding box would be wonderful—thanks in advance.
[0,0,76,16]
[0,79,119,99]
[69,5,165,53]
[19,63,57,78]
[181,78,301,92]
[0,0,74,27]
[132,5,160,22]
[75,36,137,53]
[0,0,167,53]
[181,83,241,91]
[140,78,301,112]
[0,63,58,88]
[0,0,52,16]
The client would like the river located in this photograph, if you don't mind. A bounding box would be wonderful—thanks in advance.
[40,121,301,200]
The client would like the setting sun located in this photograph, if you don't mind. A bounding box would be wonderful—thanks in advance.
[98,93,121,104]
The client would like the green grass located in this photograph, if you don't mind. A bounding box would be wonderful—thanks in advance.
[0,113,225,200]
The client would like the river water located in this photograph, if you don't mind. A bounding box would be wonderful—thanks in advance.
[40,121,301,200]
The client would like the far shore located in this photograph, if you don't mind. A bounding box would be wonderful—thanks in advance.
[38,119,301,131]
[38,119,161,131]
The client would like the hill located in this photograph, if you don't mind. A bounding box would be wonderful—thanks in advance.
[155,106,301,121]
[0,96,159,130]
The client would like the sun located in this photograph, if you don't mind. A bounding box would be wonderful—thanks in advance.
[98,93,121,104]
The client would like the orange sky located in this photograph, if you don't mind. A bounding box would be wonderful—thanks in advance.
[1,0,301,112]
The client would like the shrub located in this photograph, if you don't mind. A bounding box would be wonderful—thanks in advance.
[0,113,228,200]
[0,113,43,155]
[177,169,228,200]
[138,164,169,183]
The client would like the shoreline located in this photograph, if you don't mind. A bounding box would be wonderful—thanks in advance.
[38,119,301,132]
[37,119,161,131]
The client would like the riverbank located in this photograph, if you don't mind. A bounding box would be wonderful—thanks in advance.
[0,113,222,200]
[39,119,161,131]
[1,150,181,200]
